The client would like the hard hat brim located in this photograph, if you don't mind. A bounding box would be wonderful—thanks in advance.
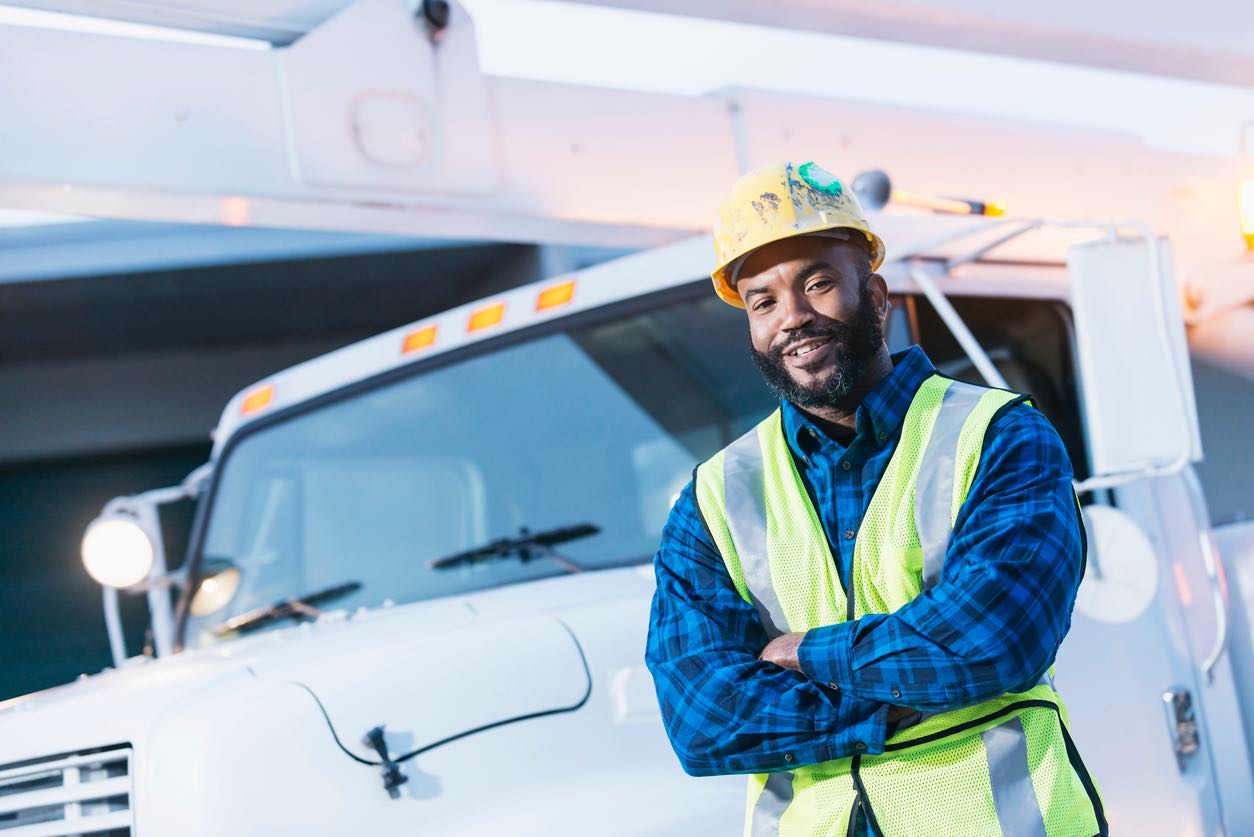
[711,228,887,309]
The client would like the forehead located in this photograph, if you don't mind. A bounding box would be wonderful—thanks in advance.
[736,235,864,287]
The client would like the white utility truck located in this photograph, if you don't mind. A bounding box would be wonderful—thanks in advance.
[2,1,1254,835]
[3,214,1254,835]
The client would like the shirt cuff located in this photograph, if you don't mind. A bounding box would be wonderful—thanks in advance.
[832,692,889,758]
[798,622,857,691]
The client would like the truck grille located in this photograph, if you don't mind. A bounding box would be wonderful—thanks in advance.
[0,746,133,836]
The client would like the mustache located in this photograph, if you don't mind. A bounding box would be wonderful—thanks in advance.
[769,323,853,359]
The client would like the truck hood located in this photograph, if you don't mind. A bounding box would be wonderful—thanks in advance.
[0,569,637,767]
[0,643,255,766]
[246,612,590,764]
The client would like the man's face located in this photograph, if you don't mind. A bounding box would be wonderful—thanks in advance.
[737,235,889,411]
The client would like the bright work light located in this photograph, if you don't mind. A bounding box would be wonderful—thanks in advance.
[1240,178,1254,251]
[852,169,1004,217]
[81,516,155,588]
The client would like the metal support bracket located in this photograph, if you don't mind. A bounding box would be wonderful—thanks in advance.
[275,0,499,195]
[97,463,213,665]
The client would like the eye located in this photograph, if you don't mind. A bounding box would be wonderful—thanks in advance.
[752,298,775,313]
[807,278,834,293]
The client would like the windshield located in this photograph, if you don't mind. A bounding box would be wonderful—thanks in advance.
[182,287,777,647]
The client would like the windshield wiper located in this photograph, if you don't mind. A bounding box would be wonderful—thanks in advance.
[211,580,362,637]
[427,523,600,574]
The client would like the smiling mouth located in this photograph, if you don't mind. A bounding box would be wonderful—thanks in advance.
[785,338,830,359]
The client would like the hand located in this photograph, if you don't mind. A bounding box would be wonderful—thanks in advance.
[759,632,806,671]
[887,706,917,725]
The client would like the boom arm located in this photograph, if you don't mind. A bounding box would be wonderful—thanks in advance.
[0,0,1247,296]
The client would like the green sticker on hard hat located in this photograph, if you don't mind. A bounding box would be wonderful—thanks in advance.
[798,162,842,196]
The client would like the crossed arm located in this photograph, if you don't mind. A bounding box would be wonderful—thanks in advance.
[644,406,1084,777]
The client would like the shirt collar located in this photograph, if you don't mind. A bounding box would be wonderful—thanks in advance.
[780,345,937,457]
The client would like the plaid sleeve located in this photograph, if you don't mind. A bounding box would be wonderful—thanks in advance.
[796,403,1084,710]
[645,480,890,775]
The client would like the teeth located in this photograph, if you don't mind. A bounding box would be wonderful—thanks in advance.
[791,343,822,357]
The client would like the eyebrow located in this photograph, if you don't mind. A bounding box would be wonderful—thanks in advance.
[796,260,836,284]
[742,260,836,300]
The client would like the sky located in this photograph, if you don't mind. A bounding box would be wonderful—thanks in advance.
[1,0,1251,228]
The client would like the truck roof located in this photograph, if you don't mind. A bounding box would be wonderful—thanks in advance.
[210,214,1078,456]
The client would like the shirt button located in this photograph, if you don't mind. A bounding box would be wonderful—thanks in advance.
[891,688,902,699]
[807,427,819,440]
[827,681,840,692]
[783,753,794,762]
[878,431,888,441]
[844,529,855,540]
[841,461,852,471]
[854,742,867,752]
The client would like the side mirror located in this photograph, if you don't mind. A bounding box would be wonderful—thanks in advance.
[1068,233,1202,483]
[189,559,243,617]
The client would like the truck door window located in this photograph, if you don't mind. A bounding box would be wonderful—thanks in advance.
[906,293,1090,481]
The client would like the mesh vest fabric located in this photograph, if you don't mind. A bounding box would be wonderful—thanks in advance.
[694,376,1104,837]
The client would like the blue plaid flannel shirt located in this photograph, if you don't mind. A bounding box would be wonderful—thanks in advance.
[645,345,1085,778]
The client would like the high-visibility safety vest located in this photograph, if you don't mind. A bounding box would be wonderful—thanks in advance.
[694,374,1106,837]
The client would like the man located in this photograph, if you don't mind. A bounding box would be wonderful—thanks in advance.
[645,161,1106,837]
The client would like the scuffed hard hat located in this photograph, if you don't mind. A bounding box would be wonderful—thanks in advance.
[711,161,886,308]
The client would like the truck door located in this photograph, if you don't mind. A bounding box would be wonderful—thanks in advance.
[909,290,1248,836]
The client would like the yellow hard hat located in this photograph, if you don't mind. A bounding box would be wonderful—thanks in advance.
[711,161,886,308]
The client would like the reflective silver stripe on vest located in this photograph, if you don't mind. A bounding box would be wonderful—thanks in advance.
[750,771,794,837]
[982,717,1048,837]
[723,426,790,639]
[914,381,988,591]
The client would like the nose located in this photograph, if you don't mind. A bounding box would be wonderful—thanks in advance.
[776,288,816,336]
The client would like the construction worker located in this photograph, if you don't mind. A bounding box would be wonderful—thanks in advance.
[644,161,1106,836]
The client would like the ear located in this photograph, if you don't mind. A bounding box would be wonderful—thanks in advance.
[867,272,890,320]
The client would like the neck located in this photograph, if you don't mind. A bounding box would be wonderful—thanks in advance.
[798,348,893,435]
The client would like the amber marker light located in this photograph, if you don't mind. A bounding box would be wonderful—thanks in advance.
[220,196,251,227]
[1239,178,1254,251]
[241,384,275,416]
[1172,562,1194,606]
[468,302,506,332]
[537,280,576,311]
[402,324,438,354]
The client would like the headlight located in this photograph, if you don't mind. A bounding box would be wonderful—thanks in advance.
[81,516,155,588]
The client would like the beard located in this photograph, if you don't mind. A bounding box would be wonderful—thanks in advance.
[750,286,885,413]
